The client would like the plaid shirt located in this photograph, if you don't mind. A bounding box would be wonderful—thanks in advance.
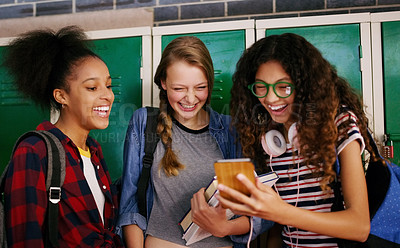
[4,121,124,248]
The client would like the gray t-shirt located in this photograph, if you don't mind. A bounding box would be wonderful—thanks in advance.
[146,120,232,247]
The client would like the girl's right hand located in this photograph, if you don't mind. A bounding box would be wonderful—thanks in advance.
[191,188,230,237]
[216,174,289,223]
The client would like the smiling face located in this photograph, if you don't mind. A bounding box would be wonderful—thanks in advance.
[56,56,114,132]
[255,60,295,129]
[161,60,209,128]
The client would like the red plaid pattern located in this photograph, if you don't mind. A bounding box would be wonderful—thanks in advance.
[4,121,123,247]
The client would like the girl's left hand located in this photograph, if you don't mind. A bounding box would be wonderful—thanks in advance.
[191,188,230,237]
[216,173,288,223]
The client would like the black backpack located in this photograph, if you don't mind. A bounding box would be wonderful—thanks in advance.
[137,106,160,219]
[0,130,66,248]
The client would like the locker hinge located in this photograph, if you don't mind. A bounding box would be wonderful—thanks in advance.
[359,45,363,72]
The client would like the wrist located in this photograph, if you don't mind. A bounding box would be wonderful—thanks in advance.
[212,217,236,237]
[215,220,231,237]
[274,201,293,226]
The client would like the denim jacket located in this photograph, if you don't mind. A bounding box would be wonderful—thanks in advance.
[116,106,242,238]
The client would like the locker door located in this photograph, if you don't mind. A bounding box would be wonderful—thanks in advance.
[266,24,362,92]
[161,30,246,115]
[0,46,49,173]
[90,37,143,181]
[382,21,400,164]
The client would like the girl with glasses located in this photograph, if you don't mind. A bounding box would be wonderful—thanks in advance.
[216,33,383,247]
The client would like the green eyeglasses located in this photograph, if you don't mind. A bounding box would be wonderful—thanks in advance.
[247,81,295,98]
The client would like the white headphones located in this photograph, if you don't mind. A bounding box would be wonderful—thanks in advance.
[261,123,298,157]
[261,122,300,248]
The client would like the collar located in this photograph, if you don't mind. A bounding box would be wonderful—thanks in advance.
[36,121,99,155]
[207,105,225,131]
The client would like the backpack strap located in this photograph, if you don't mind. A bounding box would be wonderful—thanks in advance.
[330,158,345,212]
[38,131,65,248]
[364,130,390,219]
[366,130,382,159]
[1,130,65,247]
[137,107,160,219]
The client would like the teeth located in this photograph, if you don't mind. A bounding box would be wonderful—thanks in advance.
[268,104,286,111]
[181,103,196,109]
[93,106,110,112]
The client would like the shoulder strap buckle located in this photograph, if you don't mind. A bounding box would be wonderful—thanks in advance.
[142,155,153,168]
[49,186,62,204]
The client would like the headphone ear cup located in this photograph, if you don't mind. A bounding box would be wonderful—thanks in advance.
[261,130,286,157]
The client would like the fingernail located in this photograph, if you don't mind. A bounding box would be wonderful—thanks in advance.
[218,184,225,191]
[237,173,245,180]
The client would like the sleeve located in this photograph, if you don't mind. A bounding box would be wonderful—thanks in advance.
[230,217,274,244]
[5,139,48,248]
[335,109,365,156]
[116,108,148,236]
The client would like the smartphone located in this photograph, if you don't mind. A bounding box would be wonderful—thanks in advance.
[214,158,255,207]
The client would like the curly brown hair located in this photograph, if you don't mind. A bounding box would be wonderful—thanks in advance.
[231,33,381,190]
[153,36,214,176]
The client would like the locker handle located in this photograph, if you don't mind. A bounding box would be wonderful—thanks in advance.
[387,133,400,142]
[211,95,223,100]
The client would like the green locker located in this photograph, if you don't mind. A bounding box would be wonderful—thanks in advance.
[266,24,362,92]
[90,36,143,181]
[161,30,246,115]
[382,21,400,164]
[0,46,49,173]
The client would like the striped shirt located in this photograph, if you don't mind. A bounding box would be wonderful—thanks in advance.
[266,109,364,248]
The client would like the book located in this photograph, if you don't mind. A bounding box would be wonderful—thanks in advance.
[257,171,279,186]
[179,160,279,246]
[179,177,219,233]
[180,177,232,246]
